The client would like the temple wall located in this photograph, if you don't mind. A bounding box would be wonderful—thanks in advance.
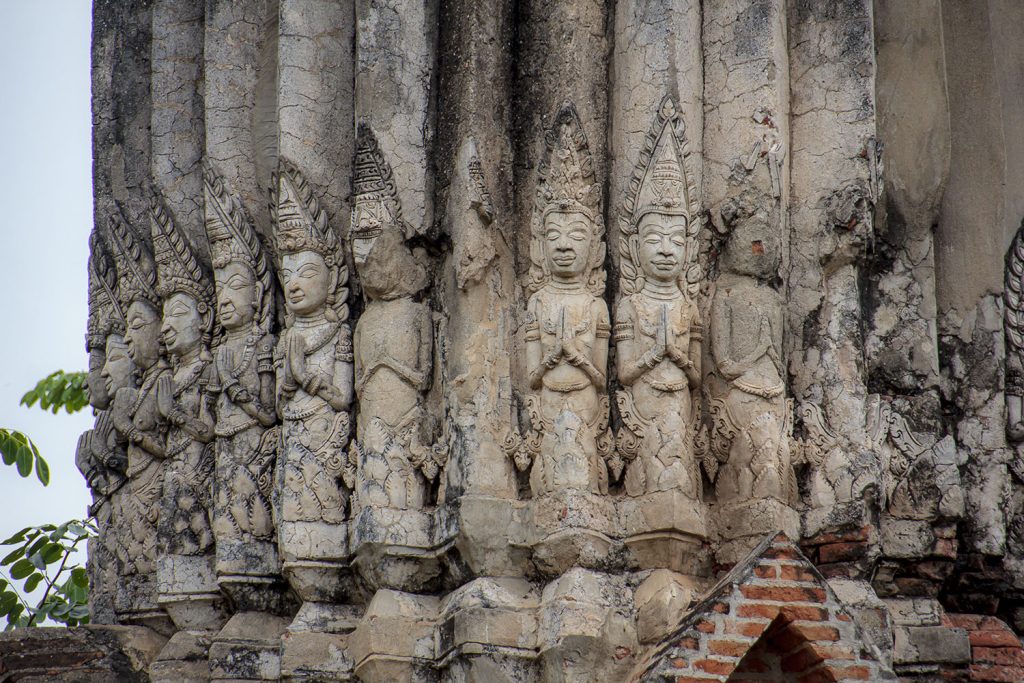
[13,1,1024,681]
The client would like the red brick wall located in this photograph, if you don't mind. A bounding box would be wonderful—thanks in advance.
[944,614,1024,682]
[636,534,890,682]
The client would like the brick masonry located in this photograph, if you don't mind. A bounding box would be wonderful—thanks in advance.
[635,533,895,682]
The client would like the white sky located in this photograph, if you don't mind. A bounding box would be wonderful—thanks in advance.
[0,3,94,547]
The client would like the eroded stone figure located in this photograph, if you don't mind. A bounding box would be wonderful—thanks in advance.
[350,125,442,511]
[76,227,131,624]
[1005,222,1024,442]
[272,160,353,603]
[203,164,282,611]
[105,210,172,632]
[516,102,611,496]
[615,97,704,499]
[706,205,796,506]
[150,201,222,629]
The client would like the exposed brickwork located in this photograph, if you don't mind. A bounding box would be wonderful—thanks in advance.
[944,614,1024,682]
[634,534,893,682]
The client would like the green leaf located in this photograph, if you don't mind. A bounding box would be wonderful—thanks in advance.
[28,552,46,572]
[35,456,49,486]
[27,537,48,556]
[1,546,25,566]
[71,567,88,588]
[40,543,64,564]
[15,444,32,477]
[7,604,24,625]
[21,371,90,416]
[0,592,16,617]
[69,605,90,619]
[9,558,34,580]
[23,573,42,593]
[1,527,31,545]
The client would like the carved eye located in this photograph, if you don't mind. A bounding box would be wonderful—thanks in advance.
[568,228,588,242]
[545,229,561,241]
[298,265,320,278]
[671,235,686,246]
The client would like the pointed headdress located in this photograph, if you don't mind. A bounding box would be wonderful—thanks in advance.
[86,226,126,351]
[151,199,214,309]
[107,206,160,312]
[351,124,412,239]
[204,162,273,331]
[271,159,349,322]
[528,101,606,296]
[618,96,702,297]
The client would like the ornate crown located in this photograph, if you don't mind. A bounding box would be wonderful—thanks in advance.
[204,162,273,329]
[86,227,126,350]
[351,124,410,239]
[528,101,606,297]
[271,159,349,321]
[618,96,702,297]
[107,207,159,312]
[272,159,341,263]
[536,101,601,222]
[623,96,699,229]
[151,199,214,309]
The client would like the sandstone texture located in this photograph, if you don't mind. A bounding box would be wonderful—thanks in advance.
[5,0,1024,681]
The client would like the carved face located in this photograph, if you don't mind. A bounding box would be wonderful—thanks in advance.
[280,251,331,317]
[88,345,110,411]
[214,261,258,331]
[124,300,162,370]
[722,217,781,280]
[636,213,687,284]
[101,335,135,398]
[161,292,205,357]
[543,211,591,280]
[351,197,387,267]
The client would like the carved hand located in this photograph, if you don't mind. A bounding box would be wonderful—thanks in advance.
[1010,421,1024,443]
[110,390,136,436]
[640,343,665,369]
[562,338,586,367]
[94,410,114,447]
[156,375,176,419]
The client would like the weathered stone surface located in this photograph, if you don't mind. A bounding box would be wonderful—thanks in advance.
[74,0,1024,680]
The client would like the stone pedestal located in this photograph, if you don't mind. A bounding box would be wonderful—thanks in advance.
[279,604,362,682]
[349,590,439,683]
[351,506,451,594]
[150,630,212,683]
[157,553,226,631]
[279,520,352,606]
[209,612,290,682]
[713,498,801,565]
[537,569,638,682]
[449,495,531,579]
[436,578,539,682]
[527,490,618,578]
[617,489,709,574]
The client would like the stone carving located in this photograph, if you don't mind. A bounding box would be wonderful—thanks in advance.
[105,209,171,631]
[867,396,965,520]
[271,159,353,603]
[705,204,797,507]
[511,101,612,496]
[77,227,131,624]
[1005,221,1024,442]
[150,200,222,629]
[614,96,703,498]
[203,164,282,611]
[350,125,443,511]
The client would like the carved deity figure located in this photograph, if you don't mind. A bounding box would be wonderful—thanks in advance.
[706,206,796,506]
[150,202,222,626]
[203,165,281,610]
[105,210,171,629]
[514,102,611,496]
[615,97,704,499]
[1005,221,1024,442]
[77,226,132,624]
[350,125,442,511]
[272,160,353,599]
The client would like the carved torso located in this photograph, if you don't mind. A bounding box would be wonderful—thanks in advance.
[278,320,352,423]
[354,297,430,429]
[212,332,275,436]
[527,287,610,394]
[617,292,699,392]
[711,275,784,398]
